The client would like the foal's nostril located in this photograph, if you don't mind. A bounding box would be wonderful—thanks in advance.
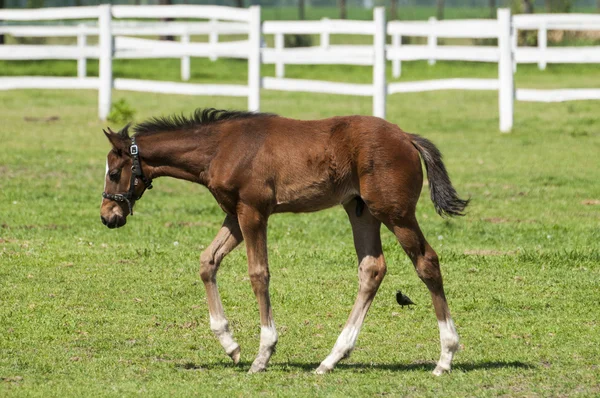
[101,216,108,226]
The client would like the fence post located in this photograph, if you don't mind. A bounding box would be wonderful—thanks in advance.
[392,33,401,78]
[209,18,218,61]
[373,7,386,119]
[275,32,285,78]
[248,5,261,112]
[538,21,547,70]
[77,23,87,79]
[498,8,514,133]
[320,18,330,49]
[428,16,436,66]
[98,4,112,121]
[181,27,191,81]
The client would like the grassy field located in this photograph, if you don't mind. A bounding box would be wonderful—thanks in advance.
[1,58,600,397]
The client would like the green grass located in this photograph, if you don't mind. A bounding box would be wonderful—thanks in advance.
[1,59,600,397]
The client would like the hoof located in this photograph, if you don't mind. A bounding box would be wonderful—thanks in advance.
[432,365,450,376]
[315,364,332,375]
[248,363,266,374]
[228,345,241,365]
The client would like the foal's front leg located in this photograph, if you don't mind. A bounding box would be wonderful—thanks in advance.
[200,215,244,364]
[238,204,277,373]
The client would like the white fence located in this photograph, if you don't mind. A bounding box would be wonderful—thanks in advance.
[261,9,512,129]
[385,12,599,131]
[1,6,600,131]
[513,13,600,70]
[387,12,514,131]
[387,17,501,76]
[0,5,261,119]
[387,13,600,73]
[0,21,249,80]
[262,8,387,118]
[511,14,600,110]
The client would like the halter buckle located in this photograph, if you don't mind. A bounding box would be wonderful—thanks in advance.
[130,144,139,155]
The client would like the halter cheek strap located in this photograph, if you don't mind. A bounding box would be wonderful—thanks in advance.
[102,136,153,215]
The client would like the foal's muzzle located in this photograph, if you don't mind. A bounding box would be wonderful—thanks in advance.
[101,214,126,229]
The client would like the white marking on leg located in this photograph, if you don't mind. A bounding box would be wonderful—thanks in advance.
[433,318,459,375]
[318,326,360,372]
[259,320,278,349]
[210,315,239,355]
[248,320,278,373]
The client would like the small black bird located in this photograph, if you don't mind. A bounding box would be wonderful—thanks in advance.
[396,290,415,308]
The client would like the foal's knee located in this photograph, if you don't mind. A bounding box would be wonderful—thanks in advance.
[199,250,218,283]
[359,255,387,289]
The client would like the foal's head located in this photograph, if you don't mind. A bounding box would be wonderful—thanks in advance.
[100,125,151,229]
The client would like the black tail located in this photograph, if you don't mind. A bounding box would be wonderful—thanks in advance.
[410,134,469,217]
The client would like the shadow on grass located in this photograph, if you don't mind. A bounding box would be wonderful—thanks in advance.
[278,360,534,373]
[175,360,534,373]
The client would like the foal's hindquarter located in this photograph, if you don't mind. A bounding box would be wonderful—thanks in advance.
[199,116,459,375]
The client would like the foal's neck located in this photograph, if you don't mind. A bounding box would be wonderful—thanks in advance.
[136,130,217,185]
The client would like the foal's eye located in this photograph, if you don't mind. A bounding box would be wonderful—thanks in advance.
[109,170,121,181]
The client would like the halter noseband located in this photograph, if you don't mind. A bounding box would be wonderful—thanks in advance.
[102,136,153,215]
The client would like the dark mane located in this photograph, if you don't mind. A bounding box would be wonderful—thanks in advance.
[133,108,276,136]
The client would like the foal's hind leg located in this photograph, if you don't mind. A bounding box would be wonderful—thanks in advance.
[388,216,459,375]
[316,201,386,374]
[200,215,244,364]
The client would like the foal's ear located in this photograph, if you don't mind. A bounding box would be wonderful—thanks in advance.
[103,127,129,154]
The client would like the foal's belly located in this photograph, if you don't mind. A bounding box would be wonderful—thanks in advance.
[273,180,357,214]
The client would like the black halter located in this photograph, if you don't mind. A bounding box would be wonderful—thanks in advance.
[102,136,153,215]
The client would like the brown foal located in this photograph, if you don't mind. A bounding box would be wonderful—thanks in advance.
[100,108,468,375]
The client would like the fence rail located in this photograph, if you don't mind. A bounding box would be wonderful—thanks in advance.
[516,88,600,102]
[1,6,599,131]
[387,19,499,38]
[0,5,101,20]
[388,78,499,94]
[0,76,99,89]
[262,45,374,65]
[0,21,249,37]
[262,19,376,35]
[513,13,600,30]
[110,5,252,21]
